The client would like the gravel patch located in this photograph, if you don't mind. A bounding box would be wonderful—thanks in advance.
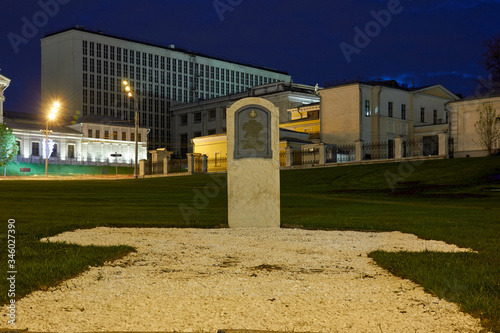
[4,227,484,332]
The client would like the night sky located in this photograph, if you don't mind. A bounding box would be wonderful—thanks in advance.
[1,0,500,114]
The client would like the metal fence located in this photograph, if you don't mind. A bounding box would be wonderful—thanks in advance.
[326,145,356,163]
[194,155,203,173]
[169,158,188,173]
[279,151,286,167]
[207,157,227,172]
[363,141,395,160]
[403,138,423,157]
[292,148,319,166]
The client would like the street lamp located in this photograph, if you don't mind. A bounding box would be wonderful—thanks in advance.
[41,102,59,177]
[123,80,139,179]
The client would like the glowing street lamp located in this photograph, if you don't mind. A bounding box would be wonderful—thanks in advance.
[41,101,59,177]
[123,80,139,179]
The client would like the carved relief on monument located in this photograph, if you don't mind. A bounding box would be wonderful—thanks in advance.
[234,106,272,159]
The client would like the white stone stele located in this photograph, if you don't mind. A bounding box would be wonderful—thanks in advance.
[227,97,280,228]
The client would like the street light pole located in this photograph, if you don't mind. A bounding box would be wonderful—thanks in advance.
[41,102,59,178]
[123,80,139,179]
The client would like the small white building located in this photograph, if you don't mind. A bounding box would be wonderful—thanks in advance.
[448,89,500,157]
[4,112,148,166]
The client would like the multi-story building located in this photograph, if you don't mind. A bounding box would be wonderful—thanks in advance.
[0,73,11,124]
[318,81,459,150]
[41,26,291,151]
[170,82,320,155]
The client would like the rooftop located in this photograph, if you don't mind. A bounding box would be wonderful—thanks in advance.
[44,26,290,76]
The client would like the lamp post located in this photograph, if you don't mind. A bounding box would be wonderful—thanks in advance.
[41,102,59,177]
[123,80,139,179]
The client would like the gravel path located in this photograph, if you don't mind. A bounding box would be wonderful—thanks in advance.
[4,227,484,332]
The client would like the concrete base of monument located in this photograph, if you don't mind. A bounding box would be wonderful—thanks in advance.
[227,157,280,229]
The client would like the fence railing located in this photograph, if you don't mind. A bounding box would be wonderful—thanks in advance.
[403,138,423,157]
[292,148,319,166]
[140,135,447,177]
[194,155,203,173]
[207,157,227,172]
[363,141,394,160]
[326,145,356,163]
[169,158,188,173]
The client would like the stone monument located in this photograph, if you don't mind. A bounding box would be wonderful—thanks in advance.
[227,97,280,228]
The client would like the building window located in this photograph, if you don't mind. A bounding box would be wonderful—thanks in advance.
[180,114,188,126]
[388,102,393,118]
[208,129,216,135]
[138,133,142,142]
[180,133,188,155]
[401,104,406,120]
[95,130,100,139]
[421,108,425,122]
[122,132,127,141]
[52,144,58,158]
[433,110,438,124]
[113,131,118,140]
[365,100,370,116]
[193,131,202,138]
[68,145,75,159]
[88,129,92,138]
[208,110,216,120]
[194,112,202,123]
[32,142,40,156]
[131,133,135,142]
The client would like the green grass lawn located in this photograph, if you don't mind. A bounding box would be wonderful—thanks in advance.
[0,157,499,331]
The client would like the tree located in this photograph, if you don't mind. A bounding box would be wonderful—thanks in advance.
[0,124,19,175]
[482,34,500,83]
[474,102,500,156]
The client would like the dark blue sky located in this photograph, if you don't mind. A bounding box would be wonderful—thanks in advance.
[1,0,500,113]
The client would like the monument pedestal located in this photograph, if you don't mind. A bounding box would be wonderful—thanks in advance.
[227,97,280,228]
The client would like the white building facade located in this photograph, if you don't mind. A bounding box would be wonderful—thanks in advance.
[5,113,148,166]
[448,90,500,157]
[41,26,292,151]
[0,74,11,124]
